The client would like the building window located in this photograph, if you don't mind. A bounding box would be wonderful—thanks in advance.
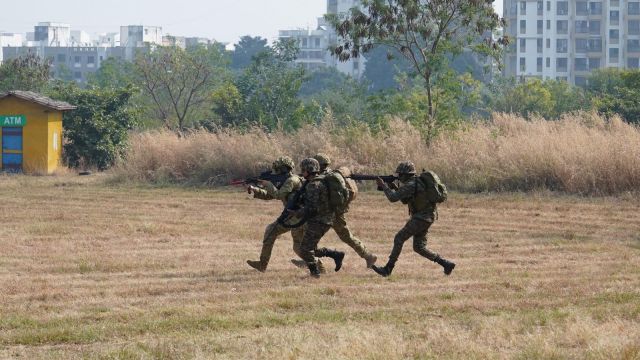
[546,38,550,48]
[547,1,550,11]
[537,20,543,34]
[589,2,602,15]
[628,58,640,68]
[537,57,543,72]
[556,58,568,72]
[576,39,588,52]
[610,48,619,62]
[629,20,640,35]
[628,39,640,52]
[630,2,640,15]
[575,76,587,86]
[315,38,320,47]
[520,1,527,15]
[557,1,568,15]
[576,20,588,33]
[520,20,526,34]
[575,58,588,71]
[520,38,526,52]
[546,20,551,30]
[537,1,543,15]
[610,11,620,26]
[546,57,550,67]
[589,20,601,35]
[556,39,568,53]
[87,56,95,64]
[610,29,620,45]
[576,1,588,15]
[588,38,602,52]
[520,57,526,72]
[74,71,82,79]
[589,58,600,70]
[537,38,543,53]
[557,20,569,34]
[56,54,65,62]
[302,38,307,47]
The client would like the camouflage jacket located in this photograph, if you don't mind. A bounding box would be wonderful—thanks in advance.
[301,175,334,225]
[253,173,303,206]
[382,176,436,222]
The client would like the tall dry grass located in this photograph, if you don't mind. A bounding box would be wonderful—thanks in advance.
[114,112,640,195]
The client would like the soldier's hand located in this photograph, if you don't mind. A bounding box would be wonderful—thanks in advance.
[246,185,255,194]
[375,177,385,188]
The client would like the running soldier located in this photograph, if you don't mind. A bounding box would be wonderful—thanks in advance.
[372,161,456,277]
[246,156,306,272]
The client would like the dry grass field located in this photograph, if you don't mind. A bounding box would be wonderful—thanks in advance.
[0,175,639,359]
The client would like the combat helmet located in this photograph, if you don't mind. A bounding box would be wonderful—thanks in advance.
[313,153,331,169]
[300,158,320,174]
[395,161,416,175]
[272,156,295,173]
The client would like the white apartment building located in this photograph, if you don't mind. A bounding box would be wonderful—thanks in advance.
[70,30,91,46]
[278,0,366,77]
[0,32,23,63]
[120,25,163,48]
[34,22,71,47]
[504,0,640,85]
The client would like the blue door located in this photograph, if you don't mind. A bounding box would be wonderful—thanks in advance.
[2,127,23,173]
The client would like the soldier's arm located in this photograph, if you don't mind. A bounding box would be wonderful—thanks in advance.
[263,177,298,201]
[381,181,414,203]
[252,187,275,200]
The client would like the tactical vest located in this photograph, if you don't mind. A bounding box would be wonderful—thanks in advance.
[409,178,432,216]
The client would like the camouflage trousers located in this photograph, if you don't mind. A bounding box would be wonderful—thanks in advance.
[387,218,440,267]
[300,221,332,265]
[256,221,304,267]
[332,212,373,260]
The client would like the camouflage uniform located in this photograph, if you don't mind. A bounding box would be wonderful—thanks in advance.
[247,157,305,272]
[314,154,377,268]
[372,161,455,277]
[297,158,344,277]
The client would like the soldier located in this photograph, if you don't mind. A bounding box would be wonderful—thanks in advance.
[293,158,345,278]
[292,153,377,269]
[246,156,308,272]
[372,161,456,277]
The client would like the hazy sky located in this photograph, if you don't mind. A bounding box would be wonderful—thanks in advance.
[0,0,503,45]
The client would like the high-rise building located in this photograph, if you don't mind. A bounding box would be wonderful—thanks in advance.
[503,0,640,85]
[0,32,23,63]
[278,0,366,77]
[34,22,71,47]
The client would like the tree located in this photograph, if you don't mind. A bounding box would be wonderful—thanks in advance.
[588,69,640,124]
[47,82,139,170]
[88,57,137,88]
[231,36,269,70]
[213,39,308,131]
[0,53,52,92]
[361,46,412,92]
[135,45,227,132]
[327,0,506,142]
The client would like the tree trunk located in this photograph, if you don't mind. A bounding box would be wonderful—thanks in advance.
[425,74,435,147]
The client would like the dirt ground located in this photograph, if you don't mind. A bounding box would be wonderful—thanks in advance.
[0,175,638,359]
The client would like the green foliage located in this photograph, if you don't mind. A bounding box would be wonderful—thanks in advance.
[487,77,590,119]
[47,82,139,170]
[0,53,52,92]
[88,57,137,89]
[327,0,506,143]
[213,39,308,131]
[588,68,640,124]
[135,45,228,131]
[231,36,269,70]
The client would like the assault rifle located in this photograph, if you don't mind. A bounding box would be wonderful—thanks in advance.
[348,174,398,191]
[229,170,290,191]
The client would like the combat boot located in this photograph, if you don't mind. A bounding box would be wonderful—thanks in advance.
[307,262,321,278]
[292,258,327,273]
[246,260,266,273]
[365,254,378,268]
[315,248,345,272]
[372,263,394,277]
[290,259,306,268]
[435,257,456,275]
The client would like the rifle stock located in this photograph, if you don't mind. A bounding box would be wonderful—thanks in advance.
[230,170,291,190]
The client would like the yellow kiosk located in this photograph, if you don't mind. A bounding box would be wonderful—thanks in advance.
[0,91,76,174]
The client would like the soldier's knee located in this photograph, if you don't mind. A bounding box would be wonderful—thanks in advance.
[394,234,407,246]
[413,241,426,253]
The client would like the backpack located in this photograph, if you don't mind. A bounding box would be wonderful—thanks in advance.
[334,166,358,204]
[322,170,351,212]
[418,170,448,204]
